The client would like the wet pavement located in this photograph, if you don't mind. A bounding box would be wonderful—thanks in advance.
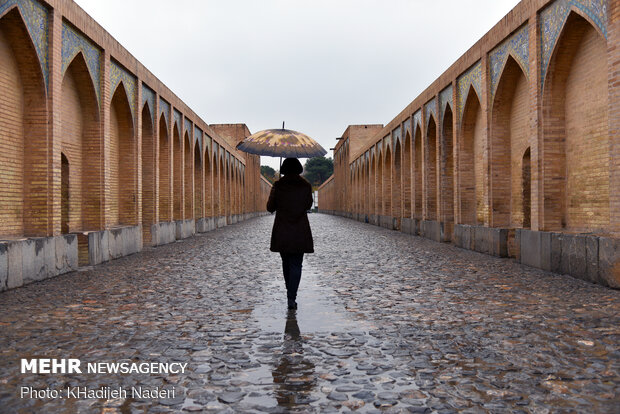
[0,214,619,413]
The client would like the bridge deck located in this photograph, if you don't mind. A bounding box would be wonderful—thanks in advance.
[1,214,618,412]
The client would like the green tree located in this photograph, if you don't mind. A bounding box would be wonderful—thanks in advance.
[303,156,333,187]
[261,165,277,183]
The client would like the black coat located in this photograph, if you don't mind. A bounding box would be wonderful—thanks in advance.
[266,174,314,253]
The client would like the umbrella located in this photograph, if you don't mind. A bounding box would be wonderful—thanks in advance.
[236,123,327,159]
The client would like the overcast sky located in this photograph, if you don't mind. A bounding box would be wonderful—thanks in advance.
[74,0,521,170]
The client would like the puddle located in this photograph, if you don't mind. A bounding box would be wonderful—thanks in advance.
[252,268,372,333]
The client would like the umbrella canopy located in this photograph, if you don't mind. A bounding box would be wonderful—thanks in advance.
[236,128,327,158]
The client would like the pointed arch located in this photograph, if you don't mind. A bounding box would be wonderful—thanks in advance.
[110,81,136,226]
[194,144,203,218]
[58,51,101,234]
[393,139,402,220]
[491,56,530,228]
[376,150,383,218]
[204,146,212,217]
[183,132,193,219]
[173,122,182,220]
[158,114,171,221]
[402,131,412,219]
[0,8,49,236]
[369,153,376,217]
[426,115,438,221]
[459,85,484,225]
[542,11,608,232]
[213,152,220,217]
[413,125,423,219]
[141,103,155,242]
[441,103,455,227]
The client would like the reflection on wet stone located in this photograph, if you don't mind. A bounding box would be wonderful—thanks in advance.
[0,215,618,412]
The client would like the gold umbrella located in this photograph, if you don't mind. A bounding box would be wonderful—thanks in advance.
[236,123,327,159]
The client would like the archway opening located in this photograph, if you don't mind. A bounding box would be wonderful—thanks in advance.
[158,116,171,221]
[542,12,609,232]
[426,116,438,221]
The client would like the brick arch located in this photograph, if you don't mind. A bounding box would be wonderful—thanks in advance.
[141,103,155,242]
[369,153,376,217]
[172,123,182,220]
[203,146,212,217]
[194,144,203,218]
[183,132,193,219]
[59,51,101,234]
[0,8,49,237]
[522,147,531,229]
[376,150,383,218]
[426,114,438,221]
[158,114,171,221]
[110,81,136,226]
[542,11,608,233]
[225,158,231,215]
[441,103,455,227]
[491,56,530,228]
[213,152,220,217]
[403,130,412,218]
[459,85,484,225]
[414,126,423,219]
[392,139,402,220]
[219,155,226,217]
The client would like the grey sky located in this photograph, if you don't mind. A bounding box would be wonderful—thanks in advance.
[74,0,521,170]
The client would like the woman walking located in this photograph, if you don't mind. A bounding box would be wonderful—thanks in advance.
[267,158,314,309]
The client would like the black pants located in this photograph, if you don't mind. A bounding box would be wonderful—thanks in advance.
[280,252,304,303]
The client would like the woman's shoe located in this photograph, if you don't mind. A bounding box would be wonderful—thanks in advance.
[287,300,297,309]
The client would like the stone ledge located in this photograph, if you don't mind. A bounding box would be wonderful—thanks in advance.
[175,219,196,240]
[0,235,77,292]
[454,225,508,257]
[519,229,619,288]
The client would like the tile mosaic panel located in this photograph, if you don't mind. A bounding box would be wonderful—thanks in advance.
[184,118,192,138]
[489,24,529,98]
[62,21,101,102]
[540,0,607,86]
[424,99,437,128]
[403,118,412,137]
[413,110,422,138]
[457,61,482,123]
[173,109,182,138]
[392,126,401,148]
[1,0,49,88]
[439,85,454,123]
[141,83,155,120]
[159,98,170,127]
[383,135,390,154]
[110,61,136,117]
[194,126,203,153]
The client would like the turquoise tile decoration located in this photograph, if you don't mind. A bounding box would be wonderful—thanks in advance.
[540,0,607,87]
[194,126,203,153]
[403,118,412,138]
[424,99,437,129]
[439,85,454,123]
[392,125,401,148]
[62,21,100,103]
[110,60,136,118]
[413,110,422,138]
[184,118,192,142]
[456,61,482,124]
[489,24,529,98]
[173,109,182,139]
[159,98,170,127]
[1,0,49,89]
[141,83,155,122]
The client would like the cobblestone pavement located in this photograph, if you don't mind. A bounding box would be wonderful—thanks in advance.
[1,214,619,413]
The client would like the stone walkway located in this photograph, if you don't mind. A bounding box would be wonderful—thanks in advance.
[0,214,618,413]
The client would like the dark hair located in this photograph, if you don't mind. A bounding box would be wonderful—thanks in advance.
[280,158,303,176]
